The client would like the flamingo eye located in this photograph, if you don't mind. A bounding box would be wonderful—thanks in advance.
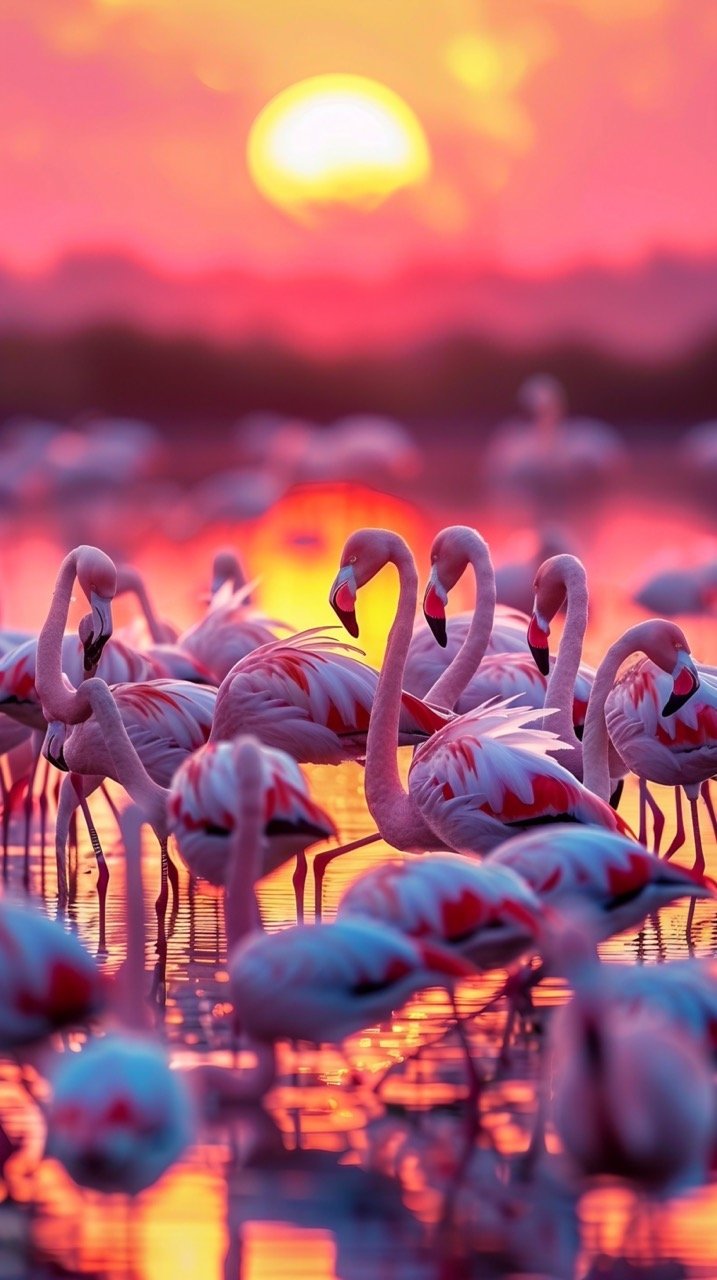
[348,555,357,564]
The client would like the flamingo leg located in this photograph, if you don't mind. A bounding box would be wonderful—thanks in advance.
[663,788,686,860]
[688,792,705,875]
[21,742,43,891]
[0,769,10,882]
[643,784,665,854]
[154,838,169,1007]
[292,851,307,923]
[638,777,647,846]
[78,793,109,958]
[313,832,382,920]
[700,780,717,841]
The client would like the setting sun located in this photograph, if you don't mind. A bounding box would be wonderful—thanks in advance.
[247,74,431,220]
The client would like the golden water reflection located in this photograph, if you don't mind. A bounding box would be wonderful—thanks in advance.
[1,481,717,1277]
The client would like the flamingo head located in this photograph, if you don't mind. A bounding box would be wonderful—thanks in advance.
[643,621,700,716]
[211,547,245,597]
[423,526,485,648]
[528,555,572,675]
[330,529,398,638]
[76,546,116,670]
[43,720,69,771]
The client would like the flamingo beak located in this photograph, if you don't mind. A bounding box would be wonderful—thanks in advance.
[528,608,551,676]
[83,593,113,671]
[662,651,700,716]
[329,566,359,638]
[423,570,448,647]
[43,720,68,771]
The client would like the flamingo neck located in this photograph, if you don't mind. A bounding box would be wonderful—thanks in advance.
[582,631,640,801]
[36,552,87,725]
[118,805,151,1032]
[542,561,589,765]
[364,537,432,850]
[131,578,164,644]
[224,738,277,1097]
[83,679,169,834]
[224,738,265,952]
[426,531,496,710]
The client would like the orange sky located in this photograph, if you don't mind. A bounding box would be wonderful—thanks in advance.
[2,0,717,281]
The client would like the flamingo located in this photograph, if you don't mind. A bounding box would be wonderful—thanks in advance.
[208,627,450,764]
[329,529,632,861]
[420,532,594,732]
[548,913,715,1193]
[403,526,529,706]
[581,620,709,869]
[337,853,544,971]
[486,827,713,941]
[177,583,289,684]
[209,547,249,600]
[632,562,717,617]
[527,554,625,800]
[227,742,477,1051]
[45,805,195,1194]
[47,676,355,923]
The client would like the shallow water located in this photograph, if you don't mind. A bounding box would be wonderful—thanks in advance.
[1,478,717,1278]
[0,758,713,1280]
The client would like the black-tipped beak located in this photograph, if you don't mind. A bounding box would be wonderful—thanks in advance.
[43,723,68,771]
[83,593,113,671]
[528,614,550,676]
[423,583,447,648]
[329,571,359,638]
[662,657,700,716]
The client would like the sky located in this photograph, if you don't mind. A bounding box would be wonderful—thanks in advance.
[2,0,717,345]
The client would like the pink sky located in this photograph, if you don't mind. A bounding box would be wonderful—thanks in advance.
[2,0,717,345]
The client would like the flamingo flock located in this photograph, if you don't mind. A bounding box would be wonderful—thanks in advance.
[0,519,715,1276]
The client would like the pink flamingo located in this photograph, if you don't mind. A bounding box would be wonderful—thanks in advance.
[549,914,714,1192]
[51,677,352,924]
[210,547,249,600]
[192,737,478,1108]
[486,827,713,941]
[45,805,195,1194]
[178,583,288,684]
[337,853,543,970]
[113,563,214,682]
[227,748,477,1051]
[208,627,450,763]
[420,532,594,731]
[527,554,625,798]
[330,529,632,863]
[403,526,528,706]
[581,621,708,868]
[114,564,178,644]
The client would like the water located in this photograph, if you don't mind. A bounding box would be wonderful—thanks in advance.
[0,757,713,1280]
[1,479,717,1277]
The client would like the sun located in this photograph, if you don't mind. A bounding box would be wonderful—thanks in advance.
[247,74,431,220]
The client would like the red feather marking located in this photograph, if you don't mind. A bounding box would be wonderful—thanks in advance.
[442,781,454,800]
[656,703,717,749]
[400,691,452,735]
[480,773,576,822]
[103,1097,138,1127]
[541,865,562,893]
[441,888,489,938]
[606,851,651,899]
[51,1102,84,1131]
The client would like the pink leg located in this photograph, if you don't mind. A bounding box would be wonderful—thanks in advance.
[313,831,382,920]
[292,851,307,923]
[700,781,717,841]
[22,742,43,890]
[643,784,665,854]
[78,792,109,958]
[664,788,686,860]
[688,793,705,875]
[638,777,648,847]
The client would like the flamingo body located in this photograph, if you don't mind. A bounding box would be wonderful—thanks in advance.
[338,852,542,969]
[605,660,717,788]
[230,917,474,1044]
[168,738,335,885]
[211,630,449,764]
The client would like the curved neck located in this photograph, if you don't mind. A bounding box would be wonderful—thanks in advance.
[582,632,641,800]
[426,533,496,709]
[225,739,265,952]
[130,579,164,644]
[364,539,431,848]
[36,552,86,724]
[542,561,589,747]
[83,679,169,834]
